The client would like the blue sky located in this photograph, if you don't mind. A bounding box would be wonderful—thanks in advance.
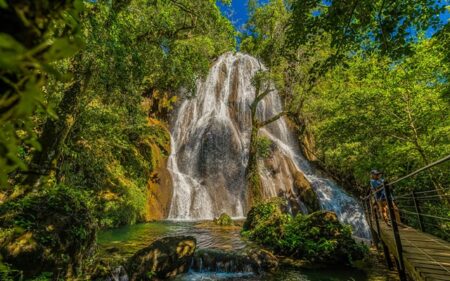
[218,1,449,35]
[217,1,250,31]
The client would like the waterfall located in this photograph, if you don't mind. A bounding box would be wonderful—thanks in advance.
[167,52,370,239]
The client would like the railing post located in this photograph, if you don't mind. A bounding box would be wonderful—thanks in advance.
[372,195,392,269]
[366,196,379,247]
[384,182,407,281]
[412,191,424,232]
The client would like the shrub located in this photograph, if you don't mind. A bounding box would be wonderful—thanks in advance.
[242,200,368,265]
[256,136,273,158]
[0,184,97,278]
[214,213,234,226]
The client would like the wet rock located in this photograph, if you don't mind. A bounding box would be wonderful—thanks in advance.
[126,236,196,281]
[192,249,254,273]
[247,249,278,272]
[191,248,278,274]
[105,246,121,254]
[214,213,234,226]
[103,266,129,281]
[293,171,320,212]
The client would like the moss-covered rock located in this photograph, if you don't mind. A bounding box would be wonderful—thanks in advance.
[242,200,368,266]
[242,199,291,247]
[283,211,368,264]
[214,213,234,226]
[247,249,278,272]
[293,171,320,213]
[0,185,97,279]
[126,236,196,281]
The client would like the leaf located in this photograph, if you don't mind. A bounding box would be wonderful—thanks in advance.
[44,38,80,62]
[0,33,24,50]
[0,0,7,9]
[26,138,42,151]
[16,79,42,117]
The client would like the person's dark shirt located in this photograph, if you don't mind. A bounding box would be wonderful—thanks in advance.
[370,178,386,200]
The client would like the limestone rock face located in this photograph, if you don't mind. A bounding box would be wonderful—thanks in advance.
[126,236,196,281]
[147,157,173,220]
[146,118,173,220]
[165,52,370,240]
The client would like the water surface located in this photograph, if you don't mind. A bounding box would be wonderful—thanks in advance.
[98,221,394,281]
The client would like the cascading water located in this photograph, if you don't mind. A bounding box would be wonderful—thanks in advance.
[167,52,370,239]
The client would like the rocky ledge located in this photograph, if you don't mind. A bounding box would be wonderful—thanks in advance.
[96,235,279,281]
[97,236,196,281]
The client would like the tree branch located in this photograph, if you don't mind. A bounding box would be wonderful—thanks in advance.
[259,111,287,128]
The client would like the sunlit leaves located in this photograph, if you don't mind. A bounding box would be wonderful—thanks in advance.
[304,37,449,189]
[0,1,85,186]
[288,0,446,58]
[44,38,83,62]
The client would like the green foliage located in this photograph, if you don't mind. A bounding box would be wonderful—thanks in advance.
[243,0,449,199]
[0,184,97,278]
[242,198,291,246]
[48,0,234,227]
[0,0,84,186]
[242,200,368,265]
[256,136,273,158]
[304,37,449,191]
[214,213,234,226]
[241,0,289,66]
[0,0,236,226]
[0,261,22,281]
[241,0,332,116]
[289,0,446,59]
[59,98,154,228]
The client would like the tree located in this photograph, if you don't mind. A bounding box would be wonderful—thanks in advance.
[247,71,287,204]
[303,35,449,191]
[288,0,446,59]
[19,0,236,194]
[0,0,84,186]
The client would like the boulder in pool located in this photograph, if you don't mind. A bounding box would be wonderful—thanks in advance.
[126,236,196,281]
[248,249,278,272]
[213,213,234,226]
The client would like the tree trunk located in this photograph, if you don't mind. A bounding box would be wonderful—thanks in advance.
[246,125,262,205]
[22,58,92,191]
[245,79,286,207]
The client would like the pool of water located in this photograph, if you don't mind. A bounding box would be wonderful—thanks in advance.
[98,221,250,257]
[97,221,396,281]
[174,268,370,281]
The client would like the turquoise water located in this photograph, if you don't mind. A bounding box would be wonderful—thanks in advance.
[174,269,369,281]
[98,221,249,257]
[97,221,394,281]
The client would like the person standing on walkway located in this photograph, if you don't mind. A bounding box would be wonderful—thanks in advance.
[370,169,401,225]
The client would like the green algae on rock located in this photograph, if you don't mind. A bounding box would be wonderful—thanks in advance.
[214,213,234,226]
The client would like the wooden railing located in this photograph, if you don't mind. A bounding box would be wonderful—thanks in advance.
[362,155,450,281]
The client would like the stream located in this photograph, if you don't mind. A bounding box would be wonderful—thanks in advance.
[98,221,392,281]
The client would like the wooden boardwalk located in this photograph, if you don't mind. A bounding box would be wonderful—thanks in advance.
[372,219,450,281]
